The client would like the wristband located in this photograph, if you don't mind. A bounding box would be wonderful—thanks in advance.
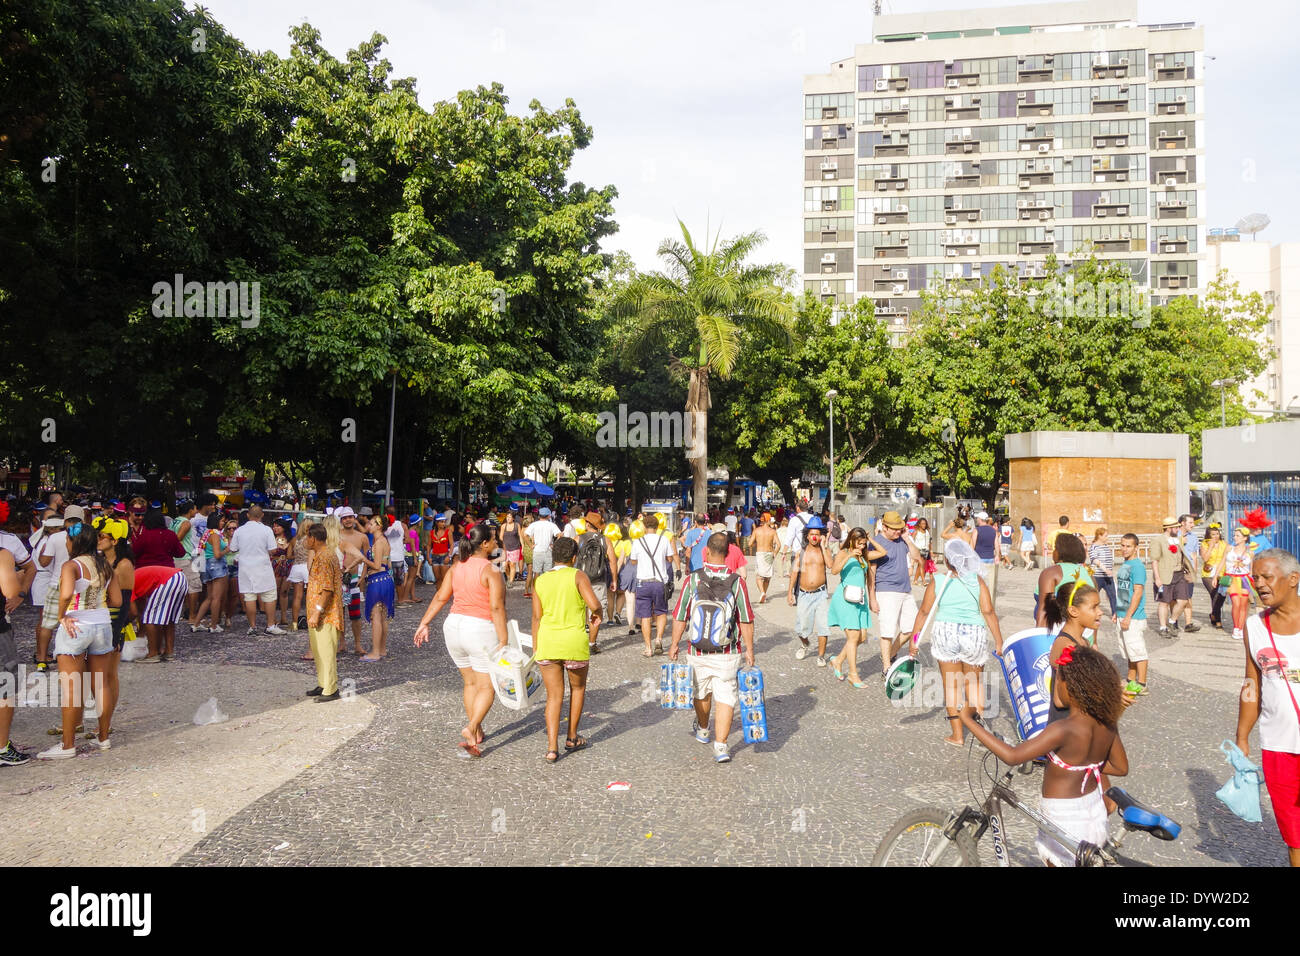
[911,632,920,645]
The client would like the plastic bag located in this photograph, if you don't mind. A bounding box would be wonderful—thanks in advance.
[120,625,148,662]
[1214,740,1263,823]
[193,697,229,726]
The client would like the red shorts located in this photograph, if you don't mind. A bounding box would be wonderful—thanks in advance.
[1263,749,1300,848]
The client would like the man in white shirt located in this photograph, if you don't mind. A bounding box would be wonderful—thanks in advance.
[34,507,79,669]
[561,510,579,541]
[724,509,738,535]
[630,513,678,656]
[525,507,561,592]
[229,505,284,635]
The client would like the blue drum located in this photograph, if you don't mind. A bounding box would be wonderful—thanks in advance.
[997,627,1055,741]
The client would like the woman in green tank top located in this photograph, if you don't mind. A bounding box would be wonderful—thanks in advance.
[532,536,604,763]
[1035,533,1095,628]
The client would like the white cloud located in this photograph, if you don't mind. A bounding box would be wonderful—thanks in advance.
[199,0,1295,272]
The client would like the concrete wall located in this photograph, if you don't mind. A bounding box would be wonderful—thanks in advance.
[1202,421,1300,473]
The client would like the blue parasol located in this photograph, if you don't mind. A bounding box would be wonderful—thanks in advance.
[495,479,555,497]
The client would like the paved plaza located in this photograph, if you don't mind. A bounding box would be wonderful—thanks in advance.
[0,560,1285,867]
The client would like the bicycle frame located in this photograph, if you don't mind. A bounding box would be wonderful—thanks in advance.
[942,767,1122,867]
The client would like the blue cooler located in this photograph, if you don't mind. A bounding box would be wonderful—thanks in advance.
[997,627,1055,741]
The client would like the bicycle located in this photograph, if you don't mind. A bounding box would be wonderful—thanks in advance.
[871,722,1181,867]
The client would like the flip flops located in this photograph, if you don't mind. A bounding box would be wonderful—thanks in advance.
[564,736,587,751]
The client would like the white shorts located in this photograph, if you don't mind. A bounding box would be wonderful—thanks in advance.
[930,620,990,666]
[288,563,310,585]
[443,612,498,673]
[176,559,203,594]
[241,588,278,604]
[689,652,741,708]
[1037,790,1109,867]
[1117,617,1148,663]
[876,589,918,639]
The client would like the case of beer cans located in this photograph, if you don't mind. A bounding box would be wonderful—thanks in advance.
[660,661,695,710]
[738,666,768,743]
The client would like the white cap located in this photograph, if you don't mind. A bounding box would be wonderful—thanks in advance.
[335,506,356,519]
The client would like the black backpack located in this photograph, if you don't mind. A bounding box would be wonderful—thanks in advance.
[576,532,609,582]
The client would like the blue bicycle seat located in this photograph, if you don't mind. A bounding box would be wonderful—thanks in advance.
[1106,787,1181,841]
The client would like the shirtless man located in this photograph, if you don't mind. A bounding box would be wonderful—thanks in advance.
[752,516,781,604]
[336,506,369,655]
[787,515,832,665]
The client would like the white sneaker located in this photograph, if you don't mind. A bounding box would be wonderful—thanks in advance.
[192,624,210,633]
[1232,627,1244,641]
[210,624,223,634]
[794,645,809,660]
[37,744,76,760]
[266,625,286,635]
[712,742,731,763]
[815,655,827,668]
[92,738,111,751]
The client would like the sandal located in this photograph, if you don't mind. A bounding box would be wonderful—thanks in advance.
[458,740,482,758]
[831,662,846,681]
[654,639,664,654]
[545,750,558,763]
[642,648,654,658]
[849,677,869,689]
[564,736,587,751]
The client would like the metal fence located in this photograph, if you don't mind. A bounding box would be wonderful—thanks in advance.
[1226,475,1300,557]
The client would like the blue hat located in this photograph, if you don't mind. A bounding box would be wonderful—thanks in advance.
[509,502,519,511]
[804,515,826,531]
[149,500,162,509]
[408,513,421,523]
[33,502,47,512]
[539,507,552,517]
[625,509,633,516]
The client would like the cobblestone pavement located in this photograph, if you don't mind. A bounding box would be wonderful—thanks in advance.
[4,559,1286,866]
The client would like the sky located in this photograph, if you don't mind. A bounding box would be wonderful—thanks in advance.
[195,0,1296,273]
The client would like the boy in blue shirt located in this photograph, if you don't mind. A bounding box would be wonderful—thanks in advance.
[1114,532,1148,701]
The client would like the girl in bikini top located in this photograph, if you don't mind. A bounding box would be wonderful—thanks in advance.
[960,644,1128,800]
[1043,576,1104,723]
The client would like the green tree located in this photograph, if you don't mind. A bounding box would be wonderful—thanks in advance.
[897,256,1271,500]
[613,222,792,512]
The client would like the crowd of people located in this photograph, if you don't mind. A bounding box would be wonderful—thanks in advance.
[1,488,1298,866]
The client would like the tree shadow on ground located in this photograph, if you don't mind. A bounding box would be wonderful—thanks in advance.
[1183,766,1286,866]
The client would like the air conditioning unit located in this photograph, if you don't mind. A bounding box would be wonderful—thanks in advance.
[1101,233,1112,240]
[1165,177,1177,187]
[964,233,976,243]
[945,214,958,224]
[1038,210,1050,220]
[1166,105,1178,113]
[971,97,981,105]
[1116,137,1127,146]
[820,282,833,293]
[947,79,960,88]
[892,284,905,293]
[894,270,907,279]
[821,253,836,263]
[819,160,836,170]
[895,182,905,190]
[1119,57,1129,66]
[1017,91,1028,100]
[946,247,957,256]
[963,143,973,153]
[945,59,954,67]
[1177,128,1185,136]
[900,236,909,243]
[1017,200,1029,208]
[1019,181,1030,189]
[1119,85,1129,93]
[875,79,888,91]
[1097,209,1107,217]
[1037,143,1050,153]
[1176,94,1186,103]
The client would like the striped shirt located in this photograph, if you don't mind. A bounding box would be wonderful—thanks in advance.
[1088,542,1115,576]
[672,562,754,656]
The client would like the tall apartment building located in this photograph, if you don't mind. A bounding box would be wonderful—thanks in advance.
[802,0,1205,341]
[1207,238,1300,416]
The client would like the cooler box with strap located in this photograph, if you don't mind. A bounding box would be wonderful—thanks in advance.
[487,620,543,715]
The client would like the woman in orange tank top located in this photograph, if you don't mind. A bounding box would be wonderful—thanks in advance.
[414,524,506,757]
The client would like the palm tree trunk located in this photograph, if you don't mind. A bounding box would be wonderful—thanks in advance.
[687,367,710,513]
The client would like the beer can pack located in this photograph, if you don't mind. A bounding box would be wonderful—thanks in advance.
[738,666,768,743]
[660,662,695,710]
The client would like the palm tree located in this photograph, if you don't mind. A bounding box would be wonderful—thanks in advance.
[614,220,793,513]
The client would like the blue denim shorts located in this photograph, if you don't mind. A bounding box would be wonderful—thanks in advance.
[54,619,116,657]
[202,561,229,582]
[796,587,830,639]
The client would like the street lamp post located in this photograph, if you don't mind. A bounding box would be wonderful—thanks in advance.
[826,389,838,511]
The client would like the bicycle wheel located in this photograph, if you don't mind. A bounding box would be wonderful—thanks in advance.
[871,808,981,867]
